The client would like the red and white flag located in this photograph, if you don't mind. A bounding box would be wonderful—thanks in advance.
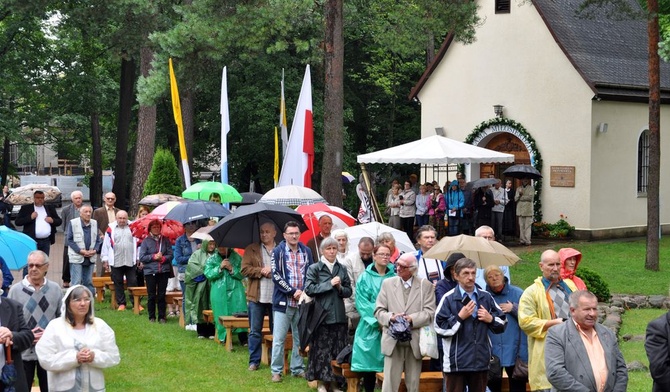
[278,65,313,187]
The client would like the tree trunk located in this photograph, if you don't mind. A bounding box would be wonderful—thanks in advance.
[1,136,9,186]
[321,0,344,207]
[90,112,103,208]
[112,54,135,210]
[426,30,435,65]
[181,89,194,186]
[129,46,157,217]
[645,0,660,271]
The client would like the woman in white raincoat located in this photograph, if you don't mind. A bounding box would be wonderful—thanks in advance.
[36,285,120,392]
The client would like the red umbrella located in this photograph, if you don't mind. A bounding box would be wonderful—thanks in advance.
[129,214,184,244]
[296,203,356,244]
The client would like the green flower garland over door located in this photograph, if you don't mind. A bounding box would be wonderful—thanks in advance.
[464,117,543,222]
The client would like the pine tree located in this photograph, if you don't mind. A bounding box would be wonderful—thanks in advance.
[142,148,183,197]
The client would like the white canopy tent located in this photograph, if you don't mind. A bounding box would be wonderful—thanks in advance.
[357,135,515,164]
[356,135,515,222]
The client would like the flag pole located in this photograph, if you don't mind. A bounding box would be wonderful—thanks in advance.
[169,58,191,188]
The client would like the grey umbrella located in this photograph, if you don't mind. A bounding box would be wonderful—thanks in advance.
[466,178,499,191]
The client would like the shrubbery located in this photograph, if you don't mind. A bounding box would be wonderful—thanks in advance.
[576,267,611,302]
[143,148,183,197]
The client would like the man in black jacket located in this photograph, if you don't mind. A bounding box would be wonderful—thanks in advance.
[0,295,35,392]
[645,311,670,392]
[15,191,62,257]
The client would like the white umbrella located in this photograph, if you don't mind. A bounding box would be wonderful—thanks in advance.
[343,222,415,254]
[260,185,326,206]
[191,226,214,241]
[6,184,62,205]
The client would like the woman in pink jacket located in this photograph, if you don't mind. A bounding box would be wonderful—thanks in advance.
[558,247,587,290]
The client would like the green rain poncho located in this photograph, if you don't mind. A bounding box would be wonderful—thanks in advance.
[184,240,213,326]
[204,249,248,342]
[350,262,396,372]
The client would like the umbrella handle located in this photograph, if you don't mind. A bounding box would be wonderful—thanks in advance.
[4,344,12,365]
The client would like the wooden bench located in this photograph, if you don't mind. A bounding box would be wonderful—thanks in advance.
[173,297,184,328]
[105,282,128,310]
[218,316,269,352]
[262,334,292,374]
[333,358,431,392]
[202,310,219,343]
[376,371,442,392]
[331,361,363,392]
[128,287,182,315]
[92,277,113,303]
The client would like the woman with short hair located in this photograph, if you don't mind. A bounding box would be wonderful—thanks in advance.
[304,237,352,392]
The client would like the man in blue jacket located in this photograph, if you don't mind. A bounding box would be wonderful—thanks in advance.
[434,257,506,392]
[270,221,314,382]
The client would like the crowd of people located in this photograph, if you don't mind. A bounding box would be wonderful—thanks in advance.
[1,184,669,392]
[385,173,533,245]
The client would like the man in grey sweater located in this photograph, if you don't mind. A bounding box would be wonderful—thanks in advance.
[8,250,63,392]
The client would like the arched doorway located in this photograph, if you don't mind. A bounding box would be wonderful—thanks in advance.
[480,133,530,179]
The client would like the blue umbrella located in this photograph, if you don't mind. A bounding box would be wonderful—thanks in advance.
[1,344,16,392]
[0,226,36,270]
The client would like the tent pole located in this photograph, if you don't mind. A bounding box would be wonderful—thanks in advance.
[360,163,384,223]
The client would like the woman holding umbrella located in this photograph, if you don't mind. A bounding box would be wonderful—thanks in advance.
[204,245,248,344]
[138,220,173,323]
[351,244,396,392]
[304,238,352,392]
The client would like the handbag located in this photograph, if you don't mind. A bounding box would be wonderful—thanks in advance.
[511,356,528,379]
[511,329,528,379]
[418,280,439,359]
[488,354,502,380]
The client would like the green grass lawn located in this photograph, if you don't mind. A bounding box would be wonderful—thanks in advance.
[96,304,310,392]
[510,237,670,295]
[92,237,669,391]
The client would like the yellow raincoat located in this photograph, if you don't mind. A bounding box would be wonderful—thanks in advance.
[518,276,577,391]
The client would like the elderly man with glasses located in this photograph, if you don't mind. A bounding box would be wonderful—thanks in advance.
[375,252,435,392]
[9,250,63,392]
[93,192,119,276]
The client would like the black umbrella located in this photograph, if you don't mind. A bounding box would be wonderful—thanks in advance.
[298,299,327,352]
[164,200,230,224]
[503,164,542,180]
[209,202,306,249]
[388,316,412,342]
[1,345,16,392]
[230,192,264,206]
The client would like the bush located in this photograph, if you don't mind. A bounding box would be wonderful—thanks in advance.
[576,267,611,302]
[532,214,575,238]
[142,148,183,197]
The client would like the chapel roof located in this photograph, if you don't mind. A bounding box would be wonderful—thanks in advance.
[409,0,670,102]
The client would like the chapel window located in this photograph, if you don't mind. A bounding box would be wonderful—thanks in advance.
[637,129,649,195]
[495,0,511,13]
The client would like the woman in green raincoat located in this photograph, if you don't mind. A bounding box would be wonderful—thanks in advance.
[351,244,396,392]
[185,239,214,338]
[204,245,248,343]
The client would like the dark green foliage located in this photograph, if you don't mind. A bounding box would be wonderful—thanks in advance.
[142,148,183,197]
[576,267,611,302]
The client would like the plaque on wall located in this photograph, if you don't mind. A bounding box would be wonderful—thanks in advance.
[550,166,575,187]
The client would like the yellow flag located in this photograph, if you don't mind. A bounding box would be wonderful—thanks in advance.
[169,58,191,187]
[274,126,279,186]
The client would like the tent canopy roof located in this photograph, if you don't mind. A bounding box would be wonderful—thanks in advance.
[357,135,515,165]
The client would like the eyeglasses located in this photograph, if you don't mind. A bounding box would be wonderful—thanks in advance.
[72,298,91,303]
[106,198,116,201]
[396,264,412,269]
[28,263,46,269]
[375,253,391,258]
[284,232,301,236]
